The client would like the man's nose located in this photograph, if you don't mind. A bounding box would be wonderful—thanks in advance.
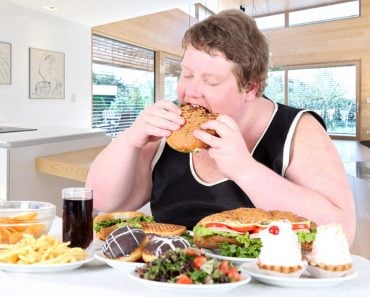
[184,78,204,98]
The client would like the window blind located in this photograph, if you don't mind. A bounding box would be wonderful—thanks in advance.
[164,57,181,101]
[92,35,154,137]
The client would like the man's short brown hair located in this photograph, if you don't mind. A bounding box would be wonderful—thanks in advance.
[183,9,269,96]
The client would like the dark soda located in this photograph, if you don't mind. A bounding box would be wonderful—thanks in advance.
[62,198,93,249]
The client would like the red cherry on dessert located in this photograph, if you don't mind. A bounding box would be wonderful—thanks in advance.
[268,225,279,235]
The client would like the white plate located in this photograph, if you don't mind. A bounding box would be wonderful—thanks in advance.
[0,257,94,273]
[202,249,257,266]
[240,262,358,288]
[94,251,145,272]
[128,270,251,297]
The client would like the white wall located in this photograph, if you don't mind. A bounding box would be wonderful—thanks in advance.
[0,1,92,128]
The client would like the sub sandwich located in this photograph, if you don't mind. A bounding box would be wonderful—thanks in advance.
[93,211,154,241]
[193,208,316,258]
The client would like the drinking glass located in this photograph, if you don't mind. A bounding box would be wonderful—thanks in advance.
[62,188,93,249]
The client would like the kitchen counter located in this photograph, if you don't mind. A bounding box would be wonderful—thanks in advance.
[0,125,111,215]
[0,125,107,148]
[35,146,105,182]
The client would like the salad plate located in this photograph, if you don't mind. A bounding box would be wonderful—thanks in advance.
[94,251,145,272]
[0,256,94,273]
[128,270,251,296]
[240,262,357,288]
[202,248,257,266]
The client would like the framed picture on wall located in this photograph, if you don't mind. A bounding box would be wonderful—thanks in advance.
[0,41,11,85]
[29,47,65,99]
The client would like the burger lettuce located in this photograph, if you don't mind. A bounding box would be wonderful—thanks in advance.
[193,225,262,258]
[94,215,154,232]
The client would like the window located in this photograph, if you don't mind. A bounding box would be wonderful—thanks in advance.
[288,65,357,136]
[250,0,360,31]
[264,63,358,137]
[163,57,181,101]
[255,13,285,31]
[92,35,154,137]
[265,67,285,104]
[289,1,360,26]
[195,3,214,21]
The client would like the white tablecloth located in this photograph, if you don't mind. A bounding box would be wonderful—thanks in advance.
[1,218,370,297]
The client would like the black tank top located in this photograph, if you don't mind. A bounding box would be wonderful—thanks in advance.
[150,103,325,229]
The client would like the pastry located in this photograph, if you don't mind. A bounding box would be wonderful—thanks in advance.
[142,234,191,262]
[102,225,147,262]
[257,220,306,277]
[305,223,352,278]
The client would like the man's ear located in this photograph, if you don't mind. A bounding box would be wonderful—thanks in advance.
[242,81,259,102]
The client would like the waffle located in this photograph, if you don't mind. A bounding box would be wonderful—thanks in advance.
[140,222,187,236]
[257,263,303,274]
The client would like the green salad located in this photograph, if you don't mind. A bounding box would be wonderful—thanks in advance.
[135,248,242,284]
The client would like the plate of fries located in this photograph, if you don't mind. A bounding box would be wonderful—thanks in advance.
[0,234,93,273]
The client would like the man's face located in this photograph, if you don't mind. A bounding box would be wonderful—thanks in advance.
[177,45,247,121]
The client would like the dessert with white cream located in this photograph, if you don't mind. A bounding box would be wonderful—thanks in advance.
[257,220,305,276]
[305,223,352,277]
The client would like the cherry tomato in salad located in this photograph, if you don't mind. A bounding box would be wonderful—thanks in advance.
[227,267,241,282]
[219,260,230,274]
[176,274,193,284]
[193,256,206,269]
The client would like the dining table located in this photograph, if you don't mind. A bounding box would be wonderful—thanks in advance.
[1,217,369,297]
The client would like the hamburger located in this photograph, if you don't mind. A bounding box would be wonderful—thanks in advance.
[166,104,218,153]
[93,211,154,241]
[193,208,316,258]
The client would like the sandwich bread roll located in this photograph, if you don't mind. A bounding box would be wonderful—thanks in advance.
[93,211,150,241]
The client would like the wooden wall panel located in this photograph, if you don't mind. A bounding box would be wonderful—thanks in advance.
[265,1,370,140]
[93,3,370,140]
[93,9,196,56]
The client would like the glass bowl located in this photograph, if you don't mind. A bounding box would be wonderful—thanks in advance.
[0,201,56,244]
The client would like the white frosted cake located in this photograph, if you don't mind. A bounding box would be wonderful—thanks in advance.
[305,223,352,277]
[257,220,306,277]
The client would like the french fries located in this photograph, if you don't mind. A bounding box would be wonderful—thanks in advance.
[0,212,46,244]
[0,234,88,264]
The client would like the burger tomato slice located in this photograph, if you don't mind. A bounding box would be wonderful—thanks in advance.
[205,221,310,235]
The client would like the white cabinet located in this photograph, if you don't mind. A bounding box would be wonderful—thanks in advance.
[0,127,111,215]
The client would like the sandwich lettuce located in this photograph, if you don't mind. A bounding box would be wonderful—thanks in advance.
[94,215,154,232]
[193,225,262,258]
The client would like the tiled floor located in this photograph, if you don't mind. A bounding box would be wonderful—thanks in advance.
[333,140,370,260]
